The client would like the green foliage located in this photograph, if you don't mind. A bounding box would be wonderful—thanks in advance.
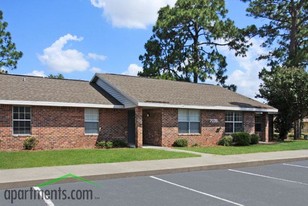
[232,132,251,146]
[47,74,65,79]
[217,135,233,146]
[139,0,250,89]
[112,139,128,148]
[250,134,259,145]
[97,139,127,148]
[258,67,308,139]
[96,141,106,148]
[242,0,308,68]
[105,141,113,149]
[23,137,38,150]
[173,138,188,147]
[0,10,23,70]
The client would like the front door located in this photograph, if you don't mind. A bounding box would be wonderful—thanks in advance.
[128,110,135,145]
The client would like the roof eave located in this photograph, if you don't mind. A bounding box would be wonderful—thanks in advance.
[0,100,123,109]
[138,102,278,113]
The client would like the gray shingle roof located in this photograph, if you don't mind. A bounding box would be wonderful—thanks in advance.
[0,74,121,106]
[97,73,275,110]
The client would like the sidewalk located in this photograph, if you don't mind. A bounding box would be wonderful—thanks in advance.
[1,149,308,189]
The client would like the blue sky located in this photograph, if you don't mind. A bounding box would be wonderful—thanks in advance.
[1,0,268,100]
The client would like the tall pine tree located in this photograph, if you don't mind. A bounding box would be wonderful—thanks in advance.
[139,0,250,90]
[0,10,23,72]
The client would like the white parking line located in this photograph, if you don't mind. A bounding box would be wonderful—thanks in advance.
[283,163,308,169]
[229,169,308,186]
[32,186,55,206]
[150,176,244,206]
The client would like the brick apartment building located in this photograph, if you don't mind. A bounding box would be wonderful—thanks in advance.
[0,73,277,151]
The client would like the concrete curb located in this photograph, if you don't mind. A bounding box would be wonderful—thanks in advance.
[1,156,308,190]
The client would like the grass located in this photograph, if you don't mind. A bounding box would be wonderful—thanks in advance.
[0,148,199,169]
[179,140,308,155]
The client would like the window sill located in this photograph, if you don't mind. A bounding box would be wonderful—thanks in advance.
[84,133,99,136]
[179,133,201,136]
[12,134,31,137]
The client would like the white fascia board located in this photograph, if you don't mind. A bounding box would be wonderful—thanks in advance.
[138,102,278,113]
[96,76,139,105]
[0,100,124,109]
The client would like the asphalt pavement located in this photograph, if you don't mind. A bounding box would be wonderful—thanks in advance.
[1,159,308,206]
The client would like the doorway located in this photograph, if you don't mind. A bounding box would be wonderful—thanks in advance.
[128,110,135,145]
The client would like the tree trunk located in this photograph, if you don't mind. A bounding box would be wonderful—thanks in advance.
[293,119,301,140]
[192,21,199,84]
[193,72,198,83]
[289,0,299,66]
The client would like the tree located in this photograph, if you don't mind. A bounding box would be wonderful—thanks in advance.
[47,74,64,79]
[0,10,23,71]
[242,0,308,68]
[243,0,308,138]
[139,0,250,89]
[258,67,308,140]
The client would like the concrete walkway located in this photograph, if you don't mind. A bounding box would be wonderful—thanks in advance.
[1,149,308,189]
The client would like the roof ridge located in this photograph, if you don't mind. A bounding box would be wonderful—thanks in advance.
[99,73,217,87]
[0,73,88,83]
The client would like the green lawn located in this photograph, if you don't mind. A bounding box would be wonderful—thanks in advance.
[179,140,308,155]
[0,148,199,169]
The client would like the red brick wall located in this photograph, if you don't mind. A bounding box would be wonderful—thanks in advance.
[0,105,11,136]
[160,109,256,147]
[143,109,162,146]
[161,109,226,147]
[31,106,97,150]
[135,107,143,148]
[99,109,128,142]
[243,112,255,134]
[0,105,128,151]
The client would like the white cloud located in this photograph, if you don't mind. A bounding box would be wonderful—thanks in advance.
[90,67,103,73]
[38,34,90,73]
[26,70,46,77]
[90,0,176,29]
[221,38,268,100]
[88,53,107,61]
[122,64,143,76]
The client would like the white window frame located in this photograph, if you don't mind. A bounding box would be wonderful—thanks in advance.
[225,111,243,134]
[84,108,99,135]
[178,109,201,134]
[12,106,32,136]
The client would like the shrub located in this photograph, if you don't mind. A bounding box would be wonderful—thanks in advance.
[96,141,106,148]
[250,134,259,145]
[23,137,38,150]
[192,143,199,147]
[217,136,233,146]
[232,132,251,146]
[112,139,128,148]
[172,138,188,147]
[105,141,113,149]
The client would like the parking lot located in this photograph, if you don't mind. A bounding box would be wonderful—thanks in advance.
[1,160,308,206]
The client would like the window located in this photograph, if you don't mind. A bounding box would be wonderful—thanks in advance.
[85,108,99,134]
[178,109,200,134]
[225,112,243,133]
[255,114,262,132]
[13,106,31,135]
